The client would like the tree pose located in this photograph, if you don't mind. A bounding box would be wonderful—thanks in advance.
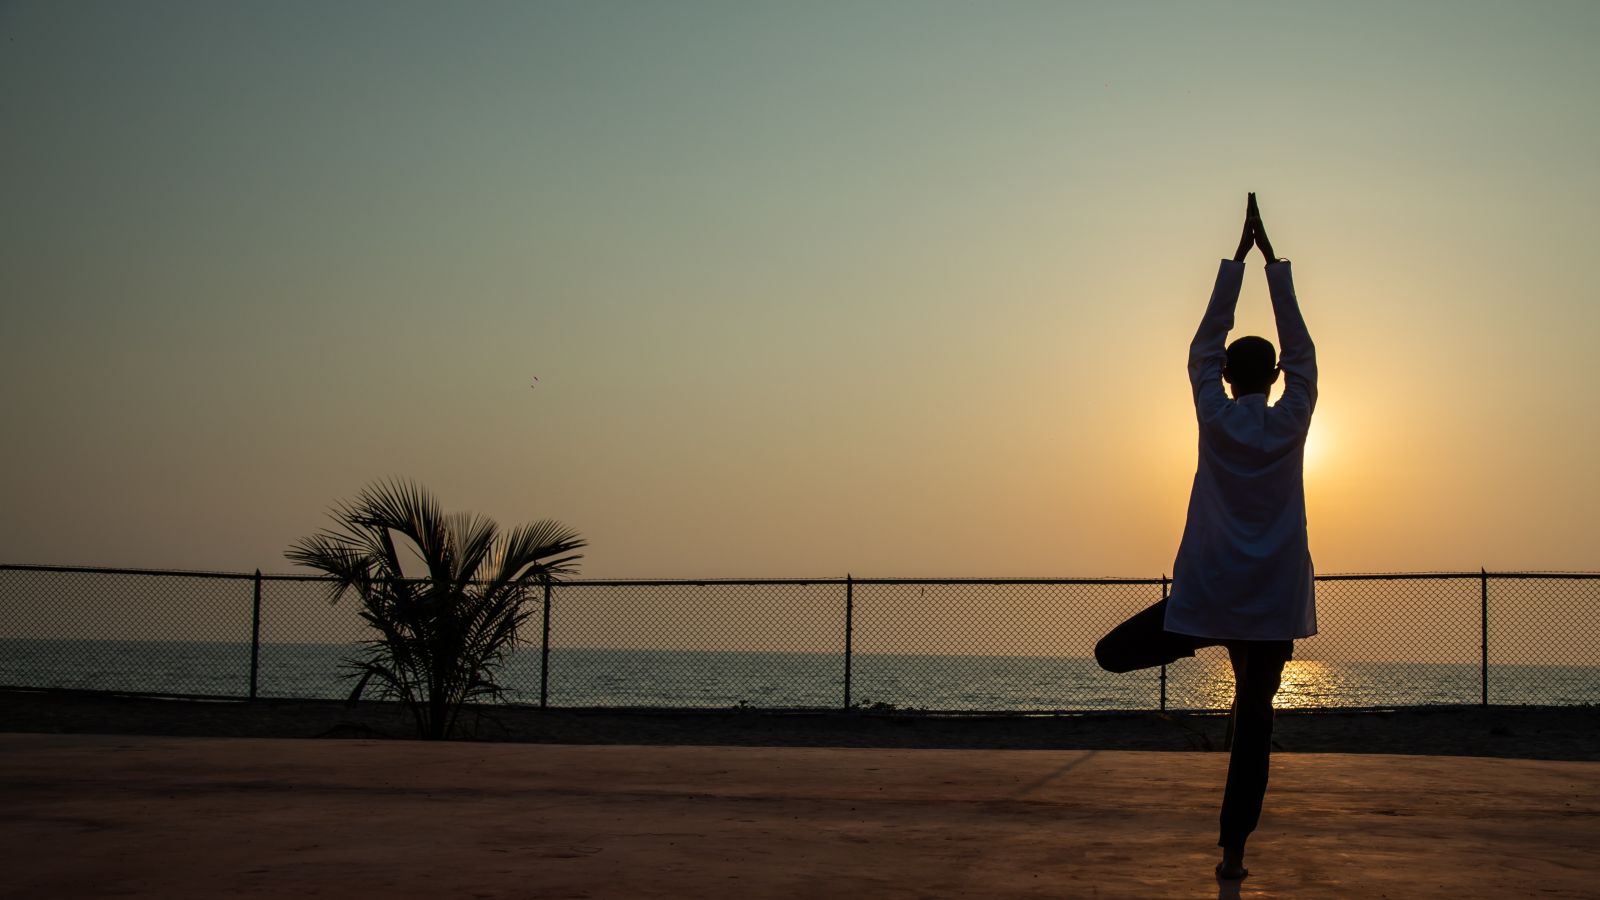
[1095,193,1317,881]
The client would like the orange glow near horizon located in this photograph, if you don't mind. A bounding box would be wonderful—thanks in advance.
[0,4,1595,576]
[1303,416,1329,476]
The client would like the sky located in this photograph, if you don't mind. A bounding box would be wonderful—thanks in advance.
[2,1,1597,578]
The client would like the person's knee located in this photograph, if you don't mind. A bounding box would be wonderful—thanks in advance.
[1094,636,1131,673]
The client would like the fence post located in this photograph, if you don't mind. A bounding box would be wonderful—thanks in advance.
[1480,568,1489,707]
[249,569,262,701]
[1158,575,1168,713]
[541,577,552,710]
[843,574,854,710]
[844,573,857,707]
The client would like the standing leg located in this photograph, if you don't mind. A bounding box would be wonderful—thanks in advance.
[1217,640,1293,878]
[1094,598,1208,673]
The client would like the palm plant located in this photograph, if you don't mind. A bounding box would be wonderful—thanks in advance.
[286,479,584,739]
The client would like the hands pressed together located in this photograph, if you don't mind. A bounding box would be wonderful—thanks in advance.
[1233,192,1279,264]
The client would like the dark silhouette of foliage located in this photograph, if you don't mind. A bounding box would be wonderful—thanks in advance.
[286,479,584,739]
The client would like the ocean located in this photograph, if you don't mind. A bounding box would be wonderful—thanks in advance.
[3,638,1597,711]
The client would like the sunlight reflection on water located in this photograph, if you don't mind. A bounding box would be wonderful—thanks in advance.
[1176,656,1379,710]
[4,639,1596,709]
[1278,659,1341,709]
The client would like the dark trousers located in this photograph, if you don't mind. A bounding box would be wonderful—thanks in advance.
[1094,599,1293,849]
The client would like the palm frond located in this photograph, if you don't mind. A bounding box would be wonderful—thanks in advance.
[284,535,374,604]
[353,479,449,583]
[489,519,587,589]
[443,511,498,588]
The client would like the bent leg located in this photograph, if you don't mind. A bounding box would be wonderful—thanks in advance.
[1218,640,1293,849]
[1094,599,1207,673]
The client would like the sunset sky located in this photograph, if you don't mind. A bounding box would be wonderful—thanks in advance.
[2,1,1596,577]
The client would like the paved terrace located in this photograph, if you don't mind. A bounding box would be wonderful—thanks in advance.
[2,733,1596,899]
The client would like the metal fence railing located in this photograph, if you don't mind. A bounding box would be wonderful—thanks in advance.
[1,564,1596,712]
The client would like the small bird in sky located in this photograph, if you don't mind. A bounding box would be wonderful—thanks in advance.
[530,376,540,389]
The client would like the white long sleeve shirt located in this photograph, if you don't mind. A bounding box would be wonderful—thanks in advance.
[1163,259,1318,641]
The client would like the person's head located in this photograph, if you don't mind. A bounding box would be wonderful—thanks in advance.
[1223,335,1279,398]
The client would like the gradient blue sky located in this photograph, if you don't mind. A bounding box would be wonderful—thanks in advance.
[2,1,1596,576]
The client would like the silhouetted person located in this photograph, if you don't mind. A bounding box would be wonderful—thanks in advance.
[1095,193,1316,883]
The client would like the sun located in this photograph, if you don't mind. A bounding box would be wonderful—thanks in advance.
[1303,409,1340,477]
[1304,423,1326,471]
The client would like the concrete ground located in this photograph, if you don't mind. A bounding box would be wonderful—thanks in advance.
[1,734,1595,899]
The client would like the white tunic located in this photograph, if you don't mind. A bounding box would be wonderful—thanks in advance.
[1163,259,1318,641]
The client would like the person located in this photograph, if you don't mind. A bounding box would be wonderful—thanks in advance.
[1094,193,1317,882]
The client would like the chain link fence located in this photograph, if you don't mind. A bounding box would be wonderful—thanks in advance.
[2,565,1596,711]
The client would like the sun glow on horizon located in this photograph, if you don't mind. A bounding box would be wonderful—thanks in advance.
[1303,416,1330,475]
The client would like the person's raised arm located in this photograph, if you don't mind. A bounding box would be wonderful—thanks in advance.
[1256,199,1316,421]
